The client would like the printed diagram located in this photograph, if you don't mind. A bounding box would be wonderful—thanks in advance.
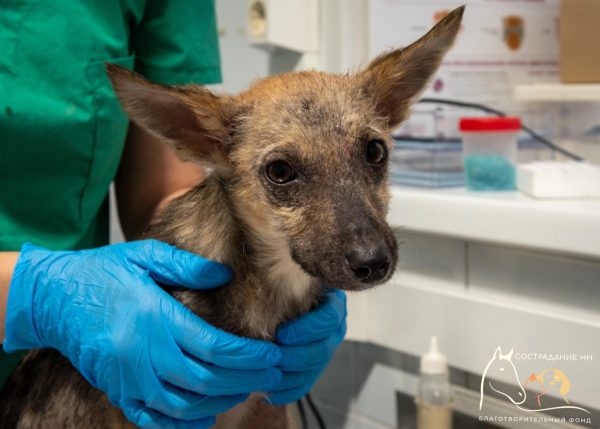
[503,15,524,51]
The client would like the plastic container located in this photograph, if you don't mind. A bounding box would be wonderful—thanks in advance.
[416,336,453,429]
[391,139,464,188]
[459,117,521,191]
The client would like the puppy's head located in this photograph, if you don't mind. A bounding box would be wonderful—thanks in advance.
[108,6,463,291]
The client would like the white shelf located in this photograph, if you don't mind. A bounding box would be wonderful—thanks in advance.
[346,281,600,409]
[513,83,600,102]
[387,186,600,259]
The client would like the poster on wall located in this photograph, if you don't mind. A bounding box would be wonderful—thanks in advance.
[369,0,598,141]
[370,0,560,104]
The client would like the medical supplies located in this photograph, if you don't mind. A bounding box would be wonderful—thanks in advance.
[459,117,521,191]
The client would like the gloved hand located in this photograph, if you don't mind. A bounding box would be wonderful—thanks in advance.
[4,240,282,429]
[268,289,347,404]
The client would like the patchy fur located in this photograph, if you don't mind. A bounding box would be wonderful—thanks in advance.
[0,7,464,428]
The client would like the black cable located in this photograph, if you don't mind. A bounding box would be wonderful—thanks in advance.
[393,136,462,143]
[419,97,505,116]
[305,393,327,429]
[297,398,308,429]
[418,97,585,161]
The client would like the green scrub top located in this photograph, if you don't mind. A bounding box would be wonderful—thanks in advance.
[0,0,222,388]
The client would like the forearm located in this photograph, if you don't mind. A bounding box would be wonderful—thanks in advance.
[0,252,20,342]
[116,123,205,240]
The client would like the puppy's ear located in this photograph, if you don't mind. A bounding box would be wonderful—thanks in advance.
[106,64,233,166]
[359,6,464,128]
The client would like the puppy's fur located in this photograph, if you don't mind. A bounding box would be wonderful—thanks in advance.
[0,8,464,428]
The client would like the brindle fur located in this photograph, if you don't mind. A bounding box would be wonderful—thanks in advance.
[0,8,464,428]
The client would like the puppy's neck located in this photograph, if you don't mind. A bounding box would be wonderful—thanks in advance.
[148,173,319,338]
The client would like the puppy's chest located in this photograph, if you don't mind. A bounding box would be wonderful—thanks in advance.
[172,272,312,340]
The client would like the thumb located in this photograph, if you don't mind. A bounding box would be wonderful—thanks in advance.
[125,239,233,289]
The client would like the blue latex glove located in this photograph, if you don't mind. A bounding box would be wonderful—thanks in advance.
[4,240,282,429]
[269,289,347,404]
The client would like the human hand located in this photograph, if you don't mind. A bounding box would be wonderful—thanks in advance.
[268,289,347,404]
[4,240,282,429]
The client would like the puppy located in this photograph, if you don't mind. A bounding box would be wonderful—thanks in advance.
[0,7,464,428]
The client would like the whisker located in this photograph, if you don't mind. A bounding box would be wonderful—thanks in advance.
[396,234,422,250]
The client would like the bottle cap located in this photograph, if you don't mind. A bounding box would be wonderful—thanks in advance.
[459,116,521,133]
[420,336,448,374]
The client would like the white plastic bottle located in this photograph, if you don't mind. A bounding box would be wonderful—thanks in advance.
[416,336,453,429]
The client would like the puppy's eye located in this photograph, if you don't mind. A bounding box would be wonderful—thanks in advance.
[366,140,387,165]
[266,161,296,184]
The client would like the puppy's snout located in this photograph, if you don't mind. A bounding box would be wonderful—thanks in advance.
[346,243,391,283]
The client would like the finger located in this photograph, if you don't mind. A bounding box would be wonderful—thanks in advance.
[270,369,320,393]
[276,289,346,345]
[268,387,310,406]
[145,381,248,420]
[156,346,283,396]
[121,399,216,429]
[127,239,233,289]
[278,321,346,371]
[166,305,282,370]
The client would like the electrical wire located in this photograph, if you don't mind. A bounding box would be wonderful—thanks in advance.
[393,136,462,143]
[417,97,585,161]
[296,398,308,429]
[305,394,327,429]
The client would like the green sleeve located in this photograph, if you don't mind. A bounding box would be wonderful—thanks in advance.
[132,0,222,85]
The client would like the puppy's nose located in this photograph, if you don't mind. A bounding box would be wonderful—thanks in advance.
[346,244,391,283]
